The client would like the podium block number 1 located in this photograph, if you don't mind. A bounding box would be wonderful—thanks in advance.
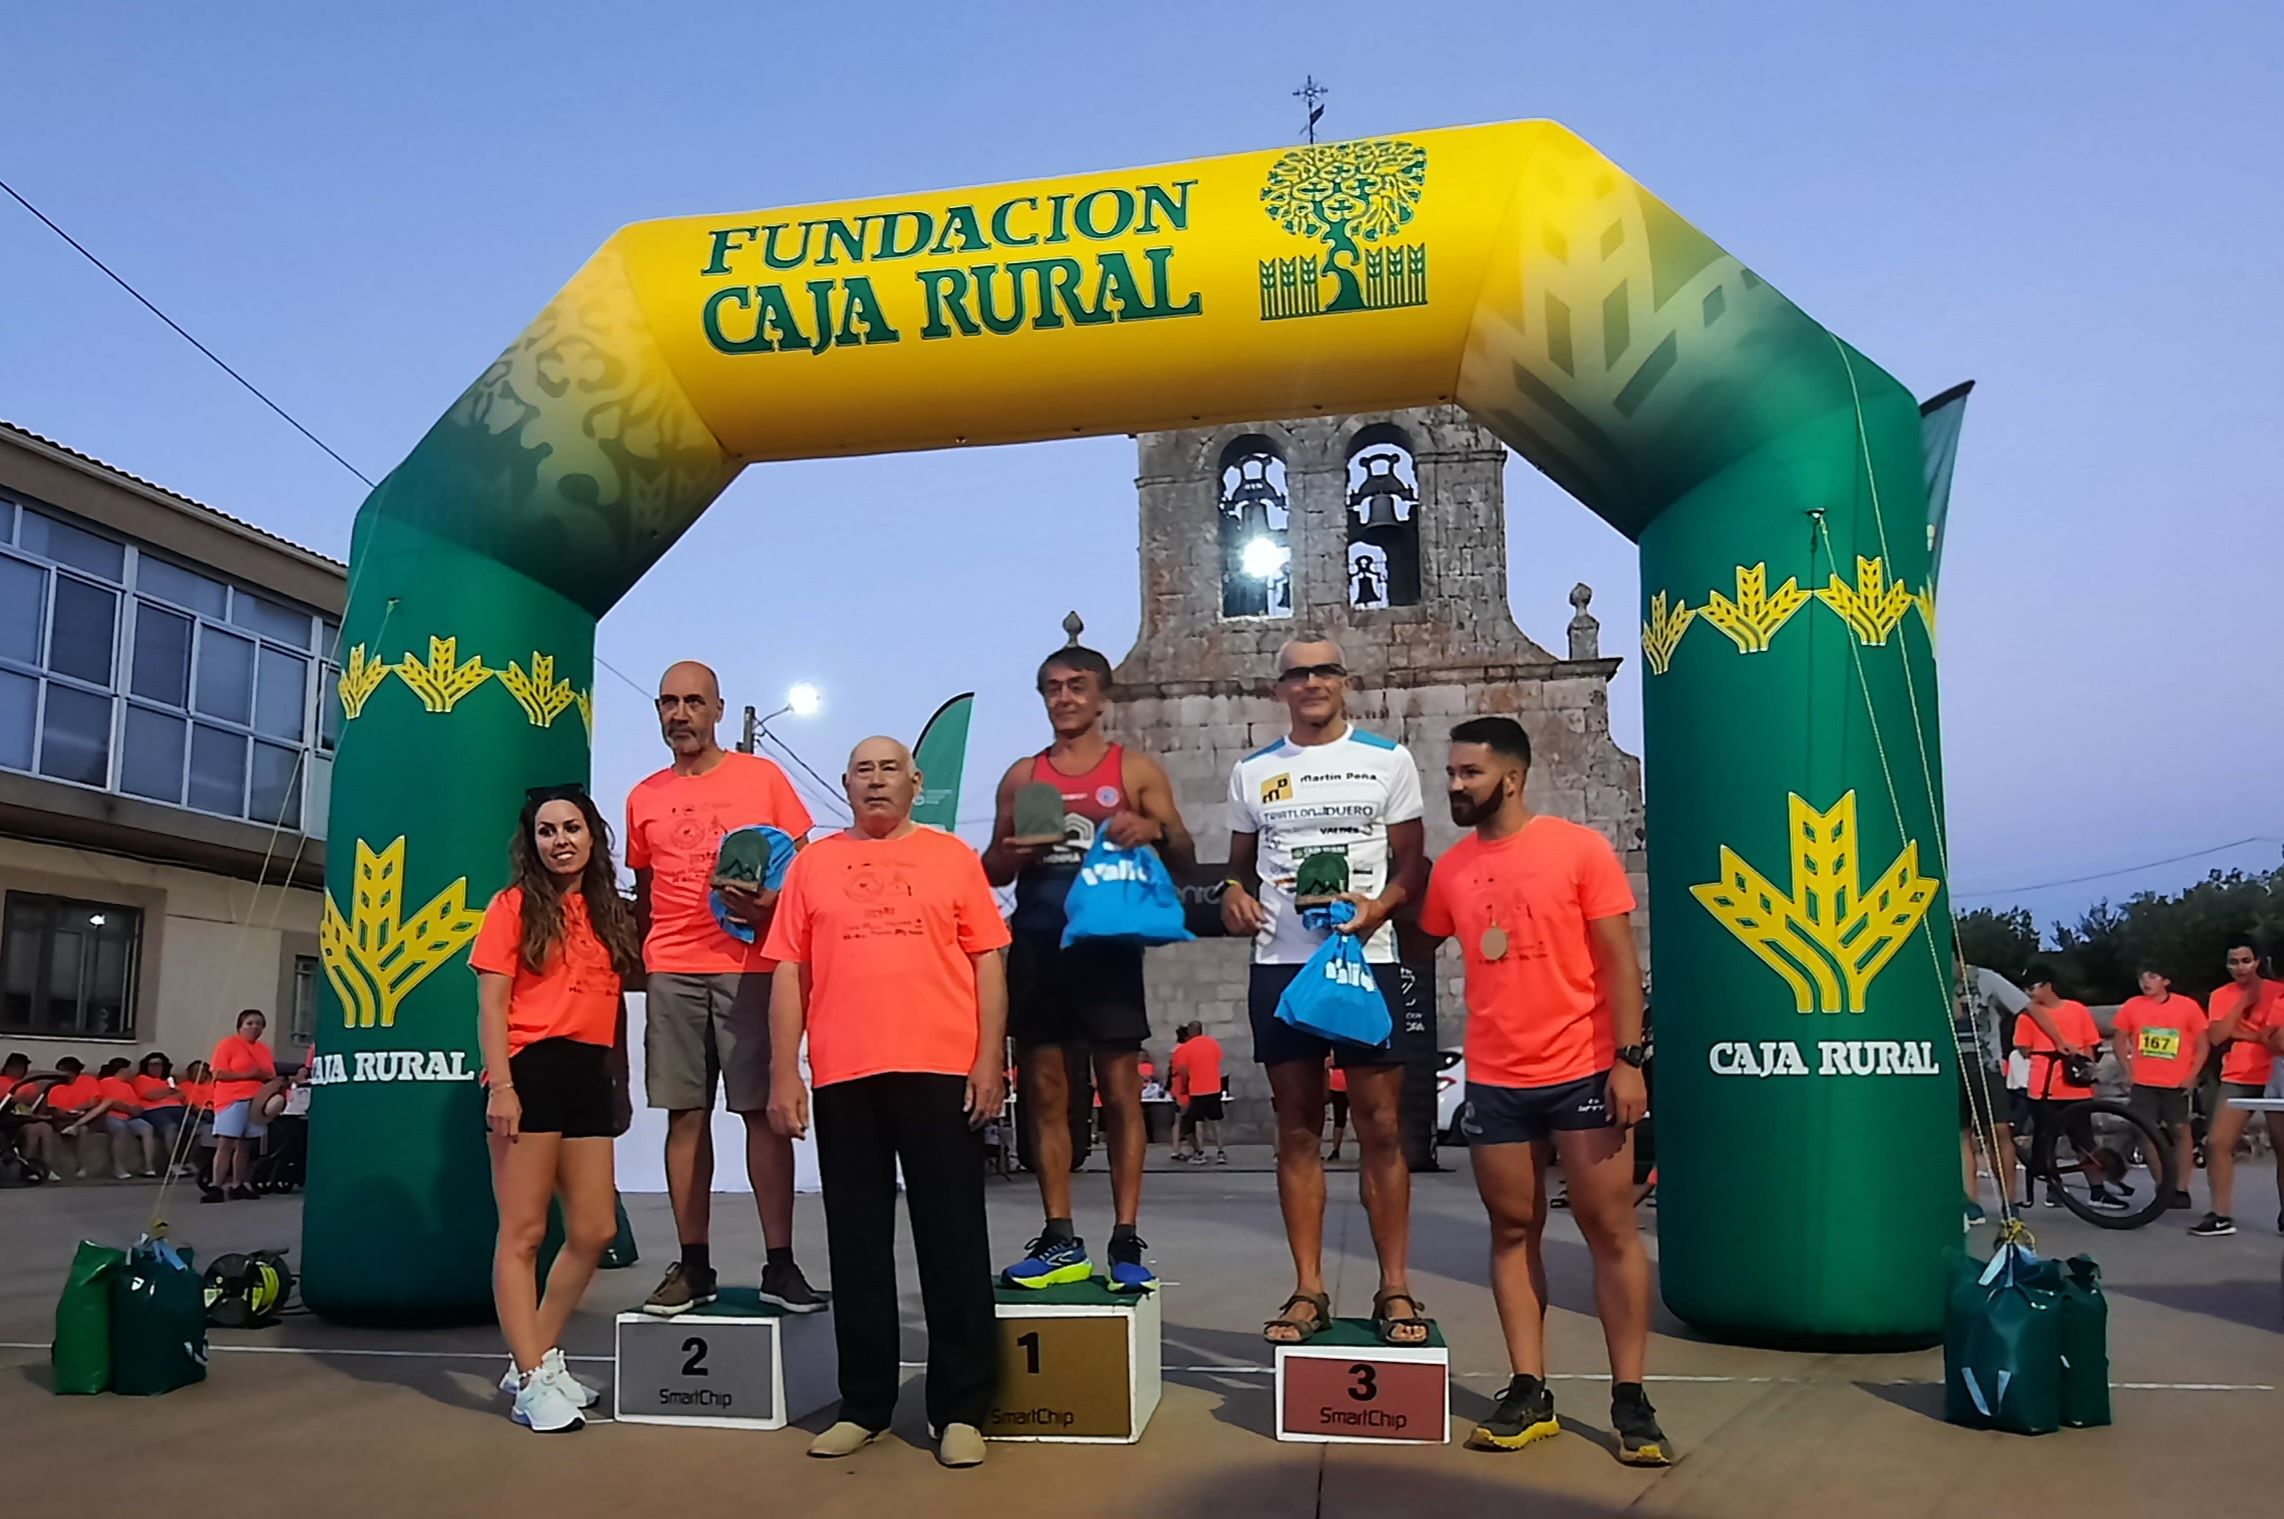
[988,1313,1131,1438]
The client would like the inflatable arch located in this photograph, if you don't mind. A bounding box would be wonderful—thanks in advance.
[309,120,1955,1346]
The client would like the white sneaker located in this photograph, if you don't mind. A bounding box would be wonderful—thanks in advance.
[499,1349,600,1409]
[510,1363,586,1432]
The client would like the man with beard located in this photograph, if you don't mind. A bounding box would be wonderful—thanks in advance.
[1416,716,1670,1466]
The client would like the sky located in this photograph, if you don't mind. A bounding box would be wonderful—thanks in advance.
[3,2,2277,940]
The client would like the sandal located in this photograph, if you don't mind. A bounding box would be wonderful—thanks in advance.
[1263,1290,1333,1344]
[1372,1290,1435,1346]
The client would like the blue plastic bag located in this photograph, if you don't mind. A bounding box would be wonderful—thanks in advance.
[1061,832,1194,949]
[1274,929,1391,1047]
[709,825,795,945]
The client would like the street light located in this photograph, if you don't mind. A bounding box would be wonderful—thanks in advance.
[742,683,824,752]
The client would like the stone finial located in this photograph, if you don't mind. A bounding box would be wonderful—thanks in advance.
[1567,582,1600,660]
[1062,610,1086,647]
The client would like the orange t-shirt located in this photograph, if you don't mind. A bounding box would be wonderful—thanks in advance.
[2113,993,2207,1089]
[2209,978,2282,1086]
[97,1076,143,1113]
[761,827,1012,1087]
[469,886,624,1055]
[178,1078,215,1112]
[1172,1035,1223,1100]
[2015,1002,2099,1100]
[1327,1061,1349,1094]
[209,1036,278,1106]
[45,1075,102,1112]
[132,1074,186,1108]
[1419,816,1636,1089]
[626,752,814,976]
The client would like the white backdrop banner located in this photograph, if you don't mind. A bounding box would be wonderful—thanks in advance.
[615,993,822,1194]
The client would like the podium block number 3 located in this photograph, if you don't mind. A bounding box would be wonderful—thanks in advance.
[1349,1363,1375,1401]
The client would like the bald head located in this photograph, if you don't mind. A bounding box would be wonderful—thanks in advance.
[845,735,921,835]
[655,660,725,763]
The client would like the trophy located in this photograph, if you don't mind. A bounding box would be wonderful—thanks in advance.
[1011,782,1069,846]
[1293,850,1350,908]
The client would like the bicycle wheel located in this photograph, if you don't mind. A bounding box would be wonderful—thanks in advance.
[2034,1098,2172,1229]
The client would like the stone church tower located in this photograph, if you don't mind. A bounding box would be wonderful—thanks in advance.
[1096,405,1646,1135]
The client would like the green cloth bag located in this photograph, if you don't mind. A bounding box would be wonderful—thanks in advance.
[1943,1242,2062,1435]
[109,1239,208,1396]
[2057,1255,2111,1429]
[52,1240,126,1395]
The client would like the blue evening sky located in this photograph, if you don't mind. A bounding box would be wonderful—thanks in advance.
[3,3,2275,939]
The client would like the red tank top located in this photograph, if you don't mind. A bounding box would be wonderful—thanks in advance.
[1009,744,1128,933]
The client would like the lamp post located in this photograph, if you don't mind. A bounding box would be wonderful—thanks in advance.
[739,682,822,753]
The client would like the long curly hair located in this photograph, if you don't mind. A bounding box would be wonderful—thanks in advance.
[507,787,643,979]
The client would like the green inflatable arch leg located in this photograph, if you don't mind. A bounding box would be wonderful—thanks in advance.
[305,120,1956,1345]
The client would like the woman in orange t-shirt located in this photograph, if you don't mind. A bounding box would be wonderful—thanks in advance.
[2197,941,2284,1237]
[204,1009,280,1201]
[472,783,641,1433]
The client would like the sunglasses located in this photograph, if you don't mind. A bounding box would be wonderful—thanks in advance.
[525,782,589,804]
[1278,662,1348,684]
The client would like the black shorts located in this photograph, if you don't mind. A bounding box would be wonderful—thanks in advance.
[1007,934,1149,1049]
[1460,1072,1612,1145]
[2130,1084,2191,1127]
[508,1038,614,1138]
[1185,1093,1225,1122]
[1329,1091,1350,1126]
[1958,1061,2007,1130]
[1247,961,1401,1069]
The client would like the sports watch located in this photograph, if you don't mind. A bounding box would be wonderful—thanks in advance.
[1615,1044,1649,1069]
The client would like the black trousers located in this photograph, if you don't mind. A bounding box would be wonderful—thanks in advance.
[814,1072,997,1432]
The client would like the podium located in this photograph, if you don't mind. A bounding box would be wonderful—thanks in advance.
[614,1288,836,1430]
[1274,1319,1449,1444]
[987,1276,1161,1442]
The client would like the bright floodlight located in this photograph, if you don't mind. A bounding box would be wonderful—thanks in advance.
[786,682,823,717]
[1240,536,1289,580]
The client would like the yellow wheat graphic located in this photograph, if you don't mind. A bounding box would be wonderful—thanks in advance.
[1641,590,1695,676]
[320,836,486,1029]
[574,687,594,738]
[394,636,492,712]
[500,652,575,728]
[1690,791,1940,1014]
[1699,563,1811,654]
[336,644,392,720]
[1912,584,1937,646]
[1815,556,1915,647]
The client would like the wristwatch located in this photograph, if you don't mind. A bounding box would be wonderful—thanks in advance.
[1615,1044,1649,1069]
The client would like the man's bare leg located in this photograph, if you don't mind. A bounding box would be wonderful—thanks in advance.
[1264,1059,1329,1340]
[1022,1044,1075,1221]
[741,1111,794,1251]
[1346,1064,1424,1342]
[665,1108,714,1248]
[1094,1050,1145,1228]
[1554,1124,1651,1384]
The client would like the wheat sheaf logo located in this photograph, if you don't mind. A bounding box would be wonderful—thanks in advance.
[1258,138,1428,321]
[1690,792,1939,1015]
[321,837,486,1029]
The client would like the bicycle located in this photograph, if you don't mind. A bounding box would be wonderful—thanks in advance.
[2017,1087,2176,1230]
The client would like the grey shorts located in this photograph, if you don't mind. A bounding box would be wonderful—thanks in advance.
[645,971,773,1113]
[2129,1084,2190,1128]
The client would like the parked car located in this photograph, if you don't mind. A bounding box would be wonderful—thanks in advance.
[1436,1049,1466,1144]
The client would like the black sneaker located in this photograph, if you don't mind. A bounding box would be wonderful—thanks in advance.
[758,1257,827,1314]
[2165,1189,2193,1210]
[1467,1374,1558,1451]
[1612,1384,1674,1466]
[2085,1186,2130,1212]
[2188,1212,2236,1238]
[2043,1186,2064,1209]
[642,1262,719,1317]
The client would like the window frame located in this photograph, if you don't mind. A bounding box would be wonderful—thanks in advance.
[0,889,146,1042]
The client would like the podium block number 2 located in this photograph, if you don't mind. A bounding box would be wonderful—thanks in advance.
[681,1337,708,1376]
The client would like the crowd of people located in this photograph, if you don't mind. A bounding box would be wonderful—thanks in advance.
[1,1009,304,1200]
[471,633,1669,1471]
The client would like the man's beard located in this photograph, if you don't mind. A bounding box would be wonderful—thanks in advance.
[1449,790,1499,827]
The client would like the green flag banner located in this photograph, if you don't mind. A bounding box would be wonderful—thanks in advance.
[1919,381,1974,592]
[911,692,975,830]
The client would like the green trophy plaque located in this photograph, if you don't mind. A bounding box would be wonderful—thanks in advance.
[1012,781,1068,846]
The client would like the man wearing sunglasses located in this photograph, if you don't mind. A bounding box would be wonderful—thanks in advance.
[1223,634,1430,1347]
[625,660,824,1317]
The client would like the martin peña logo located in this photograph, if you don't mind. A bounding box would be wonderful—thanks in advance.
[1258,138,1428,322]
[1690,791,1940,1015]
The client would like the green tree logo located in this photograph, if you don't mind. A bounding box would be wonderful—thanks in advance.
[1259,139,1427,315]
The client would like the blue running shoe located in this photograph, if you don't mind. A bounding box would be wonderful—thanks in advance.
[1002,1234,1092,1289]
[1106,1233,1156,1293]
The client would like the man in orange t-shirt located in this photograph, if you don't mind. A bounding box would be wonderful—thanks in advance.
[762,736,1009,1468]
[2112,967,2207,1209]
[2195,941,2284,1238]
[625,660,819,1318]
[1415,717,1668,1467]
[1169,1023,1226,1163]
[2013,968,2128,1213]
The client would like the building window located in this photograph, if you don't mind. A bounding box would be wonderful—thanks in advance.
[1345,424,1421,609]
[0,892,143,1040]
[1217,435,1292,619]
[0,492,326,830]
[290,953,320,1046]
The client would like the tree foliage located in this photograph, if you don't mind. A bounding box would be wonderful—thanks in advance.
[1968,858,2284,1004]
